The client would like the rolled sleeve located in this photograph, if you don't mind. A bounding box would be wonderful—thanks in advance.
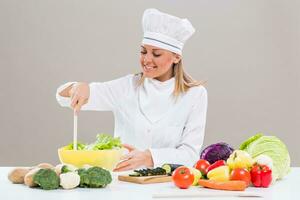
[55,82,76,107]
[55,75,134,111]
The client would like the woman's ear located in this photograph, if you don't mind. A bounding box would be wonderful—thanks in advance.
[173,54,182,64]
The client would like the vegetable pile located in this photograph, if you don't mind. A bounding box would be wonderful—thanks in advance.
[170,133,291,191]
[8,163,112,190]
[64,133,122,150]
[8,133,291,192]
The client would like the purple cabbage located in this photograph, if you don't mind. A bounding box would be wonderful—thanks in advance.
[200,142,234,164]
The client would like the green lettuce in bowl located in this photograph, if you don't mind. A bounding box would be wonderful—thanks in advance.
[64,133,122,150]
[85,134,122,150]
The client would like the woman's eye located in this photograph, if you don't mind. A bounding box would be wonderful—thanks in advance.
[140,51,146,54]
[153,54,161,57]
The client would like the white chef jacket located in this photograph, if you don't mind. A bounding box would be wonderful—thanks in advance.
[56,74,207,167]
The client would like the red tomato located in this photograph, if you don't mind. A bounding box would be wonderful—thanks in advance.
[230,168,251,186]
[193,159,210,175]
[172,166,194,189]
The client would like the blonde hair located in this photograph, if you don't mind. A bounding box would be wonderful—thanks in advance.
[137,60,204,97]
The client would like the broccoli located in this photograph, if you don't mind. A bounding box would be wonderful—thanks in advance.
[77,167,112,188]
[33,169,60,190]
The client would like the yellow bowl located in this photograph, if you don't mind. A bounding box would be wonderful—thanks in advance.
[58,147,124,171]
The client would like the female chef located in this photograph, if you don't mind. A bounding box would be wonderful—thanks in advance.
[56,8,207,171]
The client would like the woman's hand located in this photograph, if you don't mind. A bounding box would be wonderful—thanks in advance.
[113,144,154,172]
[59,82,90,114]
[68,82,89,114]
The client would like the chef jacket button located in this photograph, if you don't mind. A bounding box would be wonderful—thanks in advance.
[147,129,151,132]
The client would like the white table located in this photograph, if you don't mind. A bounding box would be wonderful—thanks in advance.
[1,167,299,200]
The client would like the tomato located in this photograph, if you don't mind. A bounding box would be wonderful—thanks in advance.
[193,159,210,175]
[172,166,194,189]
[230,168,251,186]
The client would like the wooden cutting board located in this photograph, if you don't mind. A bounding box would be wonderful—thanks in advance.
[118,175,172,184]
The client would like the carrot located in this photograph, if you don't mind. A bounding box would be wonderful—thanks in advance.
[198,179,247,191]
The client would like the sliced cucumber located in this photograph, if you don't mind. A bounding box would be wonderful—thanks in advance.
[162,164,172,175]
[128,167,167,177]
[162,164,183,175]
[128,172,141,177]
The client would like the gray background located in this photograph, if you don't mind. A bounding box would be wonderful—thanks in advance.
[0,0,299,166]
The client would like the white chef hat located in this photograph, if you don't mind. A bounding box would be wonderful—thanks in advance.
[142,8,195,55]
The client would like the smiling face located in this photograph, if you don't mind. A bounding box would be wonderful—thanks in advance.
[140,44,181,82]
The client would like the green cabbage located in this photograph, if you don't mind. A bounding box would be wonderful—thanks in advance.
[239,133,291,180]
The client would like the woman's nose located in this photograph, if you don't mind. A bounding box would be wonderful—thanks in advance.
[143,54,152,65]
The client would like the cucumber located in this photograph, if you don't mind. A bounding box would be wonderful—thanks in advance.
[162,164,183,175]
[128,172,141,177]
[128,167,167,177]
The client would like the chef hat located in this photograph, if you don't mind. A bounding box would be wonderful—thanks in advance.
[142,8,195,55]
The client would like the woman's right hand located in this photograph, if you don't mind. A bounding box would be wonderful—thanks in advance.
[60,82,90,114]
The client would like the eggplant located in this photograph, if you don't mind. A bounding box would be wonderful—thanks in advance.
[161,164,183,175]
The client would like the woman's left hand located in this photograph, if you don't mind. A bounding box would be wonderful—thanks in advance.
[113,144,154,172]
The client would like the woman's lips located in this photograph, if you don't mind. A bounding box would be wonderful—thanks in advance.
[143,65,157,72]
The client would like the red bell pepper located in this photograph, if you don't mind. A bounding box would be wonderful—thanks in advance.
[207,160,226,172]
[250,164,272,187]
